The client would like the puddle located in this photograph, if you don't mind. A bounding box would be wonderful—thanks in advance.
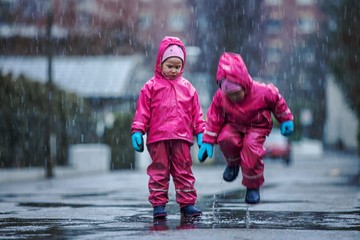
[1,188,359,239]
[6,189,359,233]
[1,204,359,239]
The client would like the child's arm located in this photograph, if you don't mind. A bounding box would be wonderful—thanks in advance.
[192,92,205,138]
[267,83,293,124]
[267,84,294,136]
[131,84,152,134]
[203,92,225,145]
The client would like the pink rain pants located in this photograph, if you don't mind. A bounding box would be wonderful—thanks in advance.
[147,140,197,208]
[217,124,266,189]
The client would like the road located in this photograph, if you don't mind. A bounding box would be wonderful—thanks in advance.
[0,148,359,239]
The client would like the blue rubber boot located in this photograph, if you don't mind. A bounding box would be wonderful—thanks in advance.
[153,206,167,219]
[223,165,239,182]
[245,188,260,204]
[180,205,202,217]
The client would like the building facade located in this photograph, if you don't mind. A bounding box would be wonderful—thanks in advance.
[0,0,197,55]
[260,0,323,77]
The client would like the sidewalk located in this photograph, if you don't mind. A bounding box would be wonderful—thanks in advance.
[0,139,324,184]
[0,165,241,204]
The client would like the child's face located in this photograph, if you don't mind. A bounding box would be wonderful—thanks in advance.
[226,89,245,103]
[161,57,183,80]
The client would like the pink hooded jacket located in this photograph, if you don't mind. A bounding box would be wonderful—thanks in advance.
[203,52,294,144]
[131,36,205,145]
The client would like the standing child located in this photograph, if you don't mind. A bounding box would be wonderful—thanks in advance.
[198,52,294,204]
[131,36,205,219]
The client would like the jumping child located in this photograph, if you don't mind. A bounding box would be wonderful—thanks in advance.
[198,52,294,204]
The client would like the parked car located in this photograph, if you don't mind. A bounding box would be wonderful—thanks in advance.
[264,129,292,165]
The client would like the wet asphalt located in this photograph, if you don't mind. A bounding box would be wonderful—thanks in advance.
[0,150,359,240]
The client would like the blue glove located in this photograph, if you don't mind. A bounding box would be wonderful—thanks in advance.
[198,143,213,162]
[131,132,144,152]
[280,120,294,136]
[196,133,203,147]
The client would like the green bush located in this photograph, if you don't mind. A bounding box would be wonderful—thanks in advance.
[0,71,96,168]
[103,113,135,170]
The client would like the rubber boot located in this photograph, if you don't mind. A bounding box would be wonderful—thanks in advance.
[153,205,167,219]
[245,188,260,204]
[223,165,239,182]
[180,205,202,217]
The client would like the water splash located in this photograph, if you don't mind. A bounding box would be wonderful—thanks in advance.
[245,206,251,228]
[211,179,226,227]
[212,194,216,212]
[211,194,218,227]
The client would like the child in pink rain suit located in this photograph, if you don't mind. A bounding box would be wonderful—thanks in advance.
[198,52,294,204]
[131,36,205,219]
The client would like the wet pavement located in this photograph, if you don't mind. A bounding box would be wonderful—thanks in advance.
[0,150,359,239]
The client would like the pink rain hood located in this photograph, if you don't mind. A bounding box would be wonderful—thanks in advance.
[131,36,205,145]
[216,52,253,92]
[155,36,186,79]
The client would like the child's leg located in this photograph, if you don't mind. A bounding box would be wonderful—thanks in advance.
[240,131,266,189]
[147,141,170,207]
[217,124,243,167]
[169,140,197,208]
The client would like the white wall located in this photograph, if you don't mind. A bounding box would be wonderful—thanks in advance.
[68,144,111,173]
[324,75,358,150]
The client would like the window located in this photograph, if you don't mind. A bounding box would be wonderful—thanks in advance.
[267,39,282,62]
[267,47,281,62]
[138,14,152,30]
[266,19,282,34]
[264,0,283,6]
[328,18,337,32]
[297,15,316,34]
[304,51,315,63]
[77,12,92,31]
[295,0,315,6]
[168,12,186,31]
